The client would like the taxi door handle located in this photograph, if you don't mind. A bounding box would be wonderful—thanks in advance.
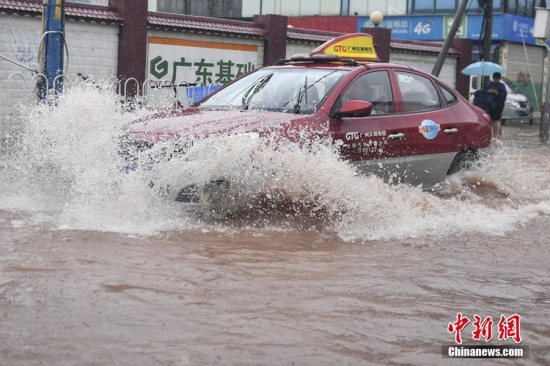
[444,128,458,134]
[388,133,405,140]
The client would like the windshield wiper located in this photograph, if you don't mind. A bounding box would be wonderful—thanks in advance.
[280,70,339,114]
[241,73,273,110]
[293,77,308,114]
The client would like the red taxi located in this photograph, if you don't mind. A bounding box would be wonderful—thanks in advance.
[123,33,492,202]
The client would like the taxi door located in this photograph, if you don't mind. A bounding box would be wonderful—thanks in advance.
[391,70,462,187]
[330,70,408,184]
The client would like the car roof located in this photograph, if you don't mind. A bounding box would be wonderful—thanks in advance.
[265,59,428,75]
[261,33,441,81]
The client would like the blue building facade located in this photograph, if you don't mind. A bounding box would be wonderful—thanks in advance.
[358,13,545,51]
[357,11,547,113]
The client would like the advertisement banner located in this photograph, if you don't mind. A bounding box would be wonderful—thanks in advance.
[147,37,258,86]
[358,16,444,41]
[503,14,537,44]
[443,15,467,38]
[466,14,504,40]
[357,14,540,46]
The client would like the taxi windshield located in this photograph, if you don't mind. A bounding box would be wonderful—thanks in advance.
[199,68,348,114]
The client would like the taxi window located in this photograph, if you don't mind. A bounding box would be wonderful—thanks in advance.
[438,83,458,106]
[200,68,347,114]
[340,71,394,115]
[396,71,441,113]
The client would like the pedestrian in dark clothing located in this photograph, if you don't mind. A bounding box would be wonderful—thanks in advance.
[485,72,507,140]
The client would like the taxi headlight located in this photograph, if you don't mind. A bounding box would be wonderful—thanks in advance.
[506,100,520,108]
[233,132,260,139]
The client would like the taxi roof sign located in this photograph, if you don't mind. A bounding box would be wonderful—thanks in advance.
[309,33,380,63]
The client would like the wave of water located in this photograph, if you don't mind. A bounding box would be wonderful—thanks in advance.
[1,85,549,241]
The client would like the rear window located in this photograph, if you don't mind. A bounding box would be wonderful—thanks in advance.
[438,83,458,106]
[396,71,441,113]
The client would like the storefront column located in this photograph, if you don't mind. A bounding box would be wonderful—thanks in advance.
[361,27,391,63]
[111,0,148,97]
[452,38,473,98]
[253,14,288,66]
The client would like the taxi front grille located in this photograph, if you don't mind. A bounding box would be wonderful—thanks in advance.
[118,137,155,164]
[118,136,193,165]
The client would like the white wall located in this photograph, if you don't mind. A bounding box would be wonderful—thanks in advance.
[0,14,119,152]
[390,52,457,88]
[0,14,43,152]
[0,15,41,84]
[285,41,325,59]
[64,20,119,80]
[0,14,119,84]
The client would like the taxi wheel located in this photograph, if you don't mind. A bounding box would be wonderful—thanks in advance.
[447,149,479,175]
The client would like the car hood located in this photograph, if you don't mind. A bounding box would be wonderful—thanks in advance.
[125,108,306,142]
[506,93,527,102]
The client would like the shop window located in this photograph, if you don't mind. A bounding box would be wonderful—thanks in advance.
[350,0,406,16]
[67,0,108,4]
[435,0,457,11]
[516,0,528,15]
[387,0,407,15]
[412,0,435,12]
[299,0,321,16]
[156,0,242,17]
[157,0,188,14]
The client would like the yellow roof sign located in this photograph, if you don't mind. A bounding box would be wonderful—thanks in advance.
[309,33,380,63]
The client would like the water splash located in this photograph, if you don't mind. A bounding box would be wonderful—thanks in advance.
[1,85,549,240]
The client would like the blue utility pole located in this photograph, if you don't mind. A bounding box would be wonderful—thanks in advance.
[37,0,66,101]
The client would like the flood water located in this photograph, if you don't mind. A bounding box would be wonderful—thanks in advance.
[1,86,549,365]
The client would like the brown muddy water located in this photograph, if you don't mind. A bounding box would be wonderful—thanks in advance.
[1,89,549,365]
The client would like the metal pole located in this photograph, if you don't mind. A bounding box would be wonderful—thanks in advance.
[482,0,493,89]
[432,0,469,77]
[37,0,65,101]
[532,7,549,142]
[541,48,549,143]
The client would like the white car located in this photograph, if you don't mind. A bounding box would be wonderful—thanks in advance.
[470,76,532,124]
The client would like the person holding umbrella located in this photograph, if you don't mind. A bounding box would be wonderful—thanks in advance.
[462,62,507,142]
[484,72,507,140]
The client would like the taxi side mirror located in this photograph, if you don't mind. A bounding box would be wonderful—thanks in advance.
[338,100,373,118]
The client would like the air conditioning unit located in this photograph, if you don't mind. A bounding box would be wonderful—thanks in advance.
[534,7,550,39]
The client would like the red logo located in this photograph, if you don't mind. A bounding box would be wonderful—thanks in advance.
[472,315,494,341]
[448,313,470,344]
[498,314,522,343]
[448,313,522,344]
[333,45,347,52]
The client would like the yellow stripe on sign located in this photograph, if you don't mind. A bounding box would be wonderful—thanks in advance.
[54,0,62,20]
[148,37,258,52]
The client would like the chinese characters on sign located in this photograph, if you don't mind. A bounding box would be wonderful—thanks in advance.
[448,313,522,344]
[148,37,258,85]
[380,19,410,35]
